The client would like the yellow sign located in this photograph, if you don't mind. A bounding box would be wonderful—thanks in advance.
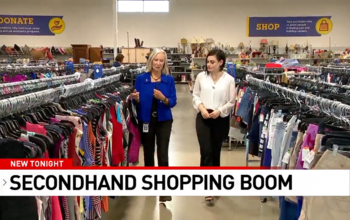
[48,17,65,34]
[315,17,332,35]
[0,16,34,25]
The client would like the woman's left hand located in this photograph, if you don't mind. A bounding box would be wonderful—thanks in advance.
[209,110,221,119]
[154,89,166,101]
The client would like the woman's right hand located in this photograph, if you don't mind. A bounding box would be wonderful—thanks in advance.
[200,108,210,119]
[131,89,140,102]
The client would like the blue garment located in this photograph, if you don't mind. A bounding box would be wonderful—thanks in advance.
[236,88,253,124]
[289,131,298,150]
[247,107,261,143]
[247,107,261,156]
[134,72,177,123]
[271,121,287,167]
[113,62,121,67]
[279,196,298,220]
[297,197,303,218]
[79,122,93,166]
[262,137,272,167]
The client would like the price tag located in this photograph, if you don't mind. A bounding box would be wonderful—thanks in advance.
[143,123,149,133]
[305,150,315,164]
[259,114,264,122]
[333,144,339,156]
[302,147,310,161]
[267,140,272,150]
[303,161,310,169]
[282,150,291,164]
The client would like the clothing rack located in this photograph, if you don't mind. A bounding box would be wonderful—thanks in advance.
[0,73,121,118]
[0,65,65,73]
[0,64,70,83]
[305,66,323,75]
[73,63,143,69]
[229,67,285,151]
[244,74,350,204]
[62,73,121,98]
[102,66,135,77]
[0,74,79,98]
[246,74,350,124]
[0,88,61,118]
[323,66,350,74]
[289,75,350,90]
[120,66,146,85]
[0,66,136,219]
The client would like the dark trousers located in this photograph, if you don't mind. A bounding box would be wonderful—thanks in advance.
[196,113,229,166]
[140,117,173,167]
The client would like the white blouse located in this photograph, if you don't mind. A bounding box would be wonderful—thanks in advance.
[192,71,236,117]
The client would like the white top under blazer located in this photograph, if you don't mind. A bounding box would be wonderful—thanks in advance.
[192,71,236,118]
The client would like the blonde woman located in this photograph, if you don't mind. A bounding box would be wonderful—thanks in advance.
[131,48,177,202]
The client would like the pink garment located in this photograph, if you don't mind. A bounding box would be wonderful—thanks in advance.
[127,119,141,163]
[295,124,318,169]
[25,122,49,158]
[3,74,26,82]
[51,118,61,123]
[51,196,63,220]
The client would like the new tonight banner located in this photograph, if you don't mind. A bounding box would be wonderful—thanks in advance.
[0,15,65,36]
[246,16,333,37]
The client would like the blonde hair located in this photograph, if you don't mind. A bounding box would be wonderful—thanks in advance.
[146,48,169,74]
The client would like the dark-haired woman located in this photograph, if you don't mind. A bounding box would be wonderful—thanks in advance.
[192,49,236,206]
[113,53,124,67]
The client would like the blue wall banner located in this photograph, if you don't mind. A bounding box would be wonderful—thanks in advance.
[247,16,332,37]
[0,15,65,36]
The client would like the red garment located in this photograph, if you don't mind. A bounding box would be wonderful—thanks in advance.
[25,122,46,135]
[51,196,63,220]
[109,105,124,165]
[255,102,259,115]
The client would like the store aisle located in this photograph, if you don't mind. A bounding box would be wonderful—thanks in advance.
[104,84,279,220]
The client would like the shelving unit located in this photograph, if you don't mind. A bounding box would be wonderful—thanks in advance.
[167,53,192,84]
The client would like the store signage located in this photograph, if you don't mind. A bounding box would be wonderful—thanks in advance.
[247,16,333,37]
[0,15,65,36]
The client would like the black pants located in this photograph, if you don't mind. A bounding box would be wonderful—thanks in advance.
[140,117,173,167]
[196,113,229,166]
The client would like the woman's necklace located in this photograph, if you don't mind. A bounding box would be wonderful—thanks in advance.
[151,74,161,82]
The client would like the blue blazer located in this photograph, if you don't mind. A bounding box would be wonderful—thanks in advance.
[134,72,177,123]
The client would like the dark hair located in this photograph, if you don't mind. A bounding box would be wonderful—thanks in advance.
[115,53,124,62]
[205,49,226,74]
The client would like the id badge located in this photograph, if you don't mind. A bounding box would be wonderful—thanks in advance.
[143,123,149,133]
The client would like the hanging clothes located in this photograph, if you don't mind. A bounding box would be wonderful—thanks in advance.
[0,81,140,220]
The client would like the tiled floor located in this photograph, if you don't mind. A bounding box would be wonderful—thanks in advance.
[104,84,279,220]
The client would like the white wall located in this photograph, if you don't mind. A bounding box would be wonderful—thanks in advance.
[0,0,114,47]
[118,0,350,49]
[0,0,349,49]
